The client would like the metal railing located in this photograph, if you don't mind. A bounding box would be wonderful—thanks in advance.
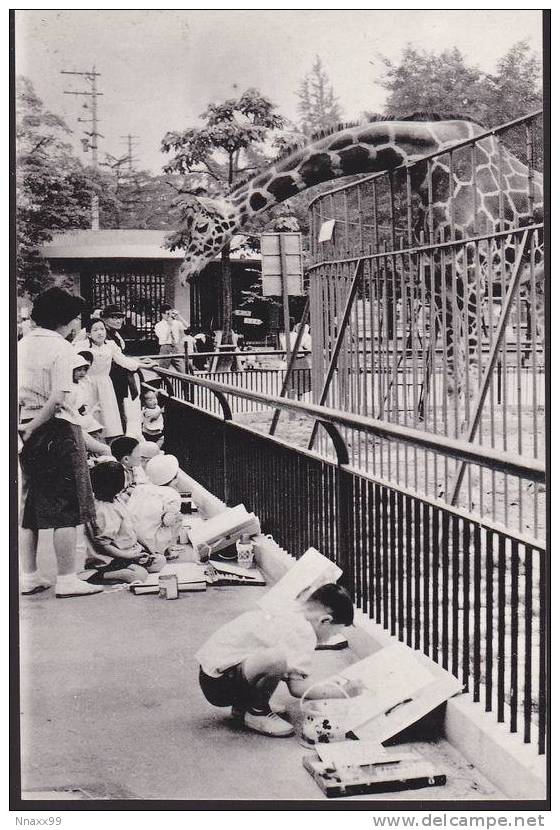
[307,112,545,541]
[142,367,547,755]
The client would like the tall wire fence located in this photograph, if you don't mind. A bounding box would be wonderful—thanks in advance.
[307,112,545,543]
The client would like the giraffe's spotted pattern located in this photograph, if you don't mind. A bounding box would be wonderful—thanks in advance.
[174,118,543,394]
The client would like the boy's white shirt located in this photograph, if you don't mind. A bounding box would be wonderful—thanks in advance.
[196,602,317,679]
[92,498,138,552]
[127,482,181,554]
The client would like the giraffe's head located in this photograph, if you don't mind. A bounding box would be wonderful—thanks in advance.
[171,196,238,284]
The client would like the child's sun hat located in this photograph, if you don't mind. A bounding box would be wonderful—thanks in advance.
[146,454,179,486]
[138,441,162,462]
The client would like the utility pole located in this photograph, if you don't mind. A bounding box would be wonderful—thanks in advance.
[62,66,104,230]
[120,134,139,171]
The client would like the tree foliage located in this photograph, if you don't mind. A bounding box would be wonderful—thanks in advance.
[162,88,285,188]
[377,40,542,128]
[15,76,99,295]
[161,88,287,341]
[297,56,342,135]
[99,156,180,230]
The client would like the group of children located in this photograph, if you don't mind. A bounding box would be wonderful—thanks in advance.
[74,345,361,741]
[83,437,186,584]
[72,349,165,451]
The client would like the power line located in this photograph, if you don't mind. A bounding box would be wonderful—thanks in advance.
[61,66,104,229]
[120,134,140,171]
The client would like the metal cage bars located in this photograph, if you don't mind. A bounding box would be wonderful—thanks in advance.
[307,111,544,540]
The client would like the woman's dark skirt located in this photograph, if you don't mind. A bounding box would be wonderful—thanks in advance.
[19,418,95,529]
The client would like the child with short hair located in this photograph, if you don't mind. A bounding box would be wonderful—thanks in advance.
[141,389,165,447]
[196,583,362,737]
[85,461,166,583]
[126,454,183,556]
[110,435,145,487]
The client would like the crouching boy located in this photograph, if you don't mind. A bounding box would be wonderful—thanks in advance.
[196,583,361,737]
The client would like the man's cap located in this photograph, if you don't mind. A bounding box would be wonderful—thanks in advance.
[101,304,124,318]
[138,441,162,461]
[146,454,179,486]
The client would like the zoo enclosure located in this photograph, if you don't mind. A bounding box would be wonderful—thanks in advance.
[307,111,545,542]
[143,366,547,756]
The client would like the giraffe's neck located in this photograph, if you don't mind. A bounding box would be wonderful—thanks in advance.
[228,120,483,228]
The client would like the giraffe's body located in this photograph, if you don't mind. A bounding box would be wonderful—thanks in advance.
[173,116,543,395]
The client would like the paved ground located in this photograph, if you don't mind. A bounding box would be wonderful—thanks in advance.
[19,530,505,804]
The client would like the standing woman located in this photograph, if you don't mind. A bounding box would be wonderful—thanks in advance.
[76,318,150,441]
[18,287,103,598]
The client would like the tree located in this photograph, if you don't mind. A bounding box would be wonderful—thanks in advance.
[99,154,181,230]
[378,45,487,124]
[376,41,542,129]
[480,40,542,125]
[161,88,286,343]
[297,56,342,135]
[15,76,99,295]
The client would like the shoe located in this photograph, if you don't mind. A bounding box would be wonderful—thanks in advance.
[243,710,295,737]
[20,573,52,595]
[55,575,104,598]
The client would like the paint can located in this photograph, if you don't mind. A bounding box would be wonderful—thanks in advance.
[159,573,179,600]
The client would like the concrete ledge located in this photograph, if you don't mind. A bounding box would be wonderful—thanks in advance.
[445,694,546,800]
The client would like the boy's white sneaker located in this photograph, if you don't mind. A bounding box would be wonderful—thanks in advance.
[243,710,295,737]
[55,575,104,598]
[20,572,52,595]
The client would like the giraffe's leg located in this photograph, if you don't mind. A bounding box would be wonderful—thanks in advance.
[465,287,484,399]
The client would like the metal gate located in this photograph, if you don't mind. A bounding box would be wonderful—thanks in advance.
[82,265,167,343]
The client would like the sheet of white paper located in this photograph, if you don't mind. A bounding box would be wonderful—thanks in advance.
[336,643,443,732]
[188,504,260,550]
[258,547,341,612]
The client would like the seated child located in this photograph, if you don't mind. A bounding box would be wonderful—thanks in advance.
[136,442,224,519]
[86,461,166,583]
[126,453,183,556]
[196,583,362,737]
[110,436,146,487]
[141,389,164,447]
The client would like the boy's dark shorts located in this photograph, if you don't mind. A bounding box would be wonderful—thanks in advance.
[199,665,252,708]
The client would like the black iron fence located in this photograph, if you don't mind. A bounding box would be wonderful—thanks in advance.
[143,367,547,755]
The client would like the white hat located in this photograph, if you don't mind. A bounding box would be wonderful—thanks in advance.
[146,454,179,486]
[138,441,162,461]
[84,416,104,434]
[72,352,90,370]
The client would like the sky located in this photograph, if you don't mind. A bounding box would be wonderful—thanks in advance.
[15,9,544,174]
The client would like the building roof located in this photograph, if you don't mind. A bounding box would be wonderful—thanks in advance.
[40,229,260,261]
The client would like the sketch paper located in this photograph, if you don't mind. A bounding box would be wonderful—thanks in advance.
[257,547,342,612]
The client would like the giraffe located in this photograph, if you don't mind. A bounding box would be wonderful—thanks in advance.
[171,115,544,396]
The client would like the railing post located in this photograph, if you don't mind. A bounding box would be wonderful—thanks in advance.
[308,258,365,450]
[336,465,355,597]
